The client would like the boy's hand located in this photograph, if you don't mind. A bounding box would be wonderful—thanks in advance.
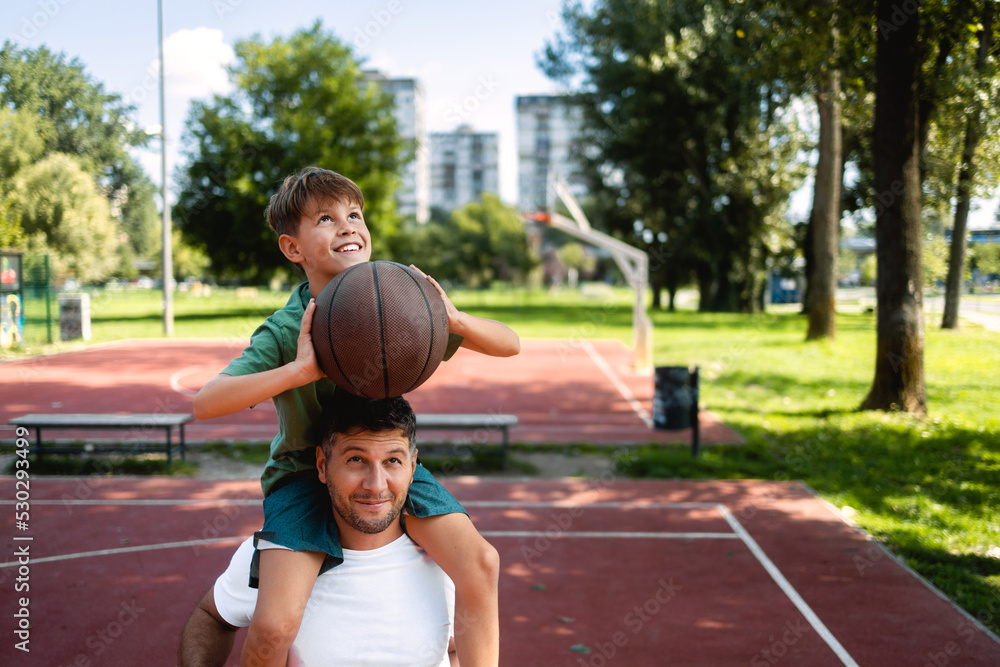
[410,264,466,331]
[293,299,326,384]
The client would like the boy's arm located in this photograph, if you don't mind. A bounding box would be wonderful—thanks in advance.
[410,266,520,358]
[192,300,324,420]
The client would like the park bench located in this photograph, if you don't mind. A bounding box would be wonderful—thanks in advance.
[8,413,192,464]
[415,413,518,469]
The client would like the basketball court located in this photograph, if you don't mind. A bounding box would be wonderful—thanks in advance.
[2,477,1000,665]
[0,337,740,448]
[2,339,1000,665]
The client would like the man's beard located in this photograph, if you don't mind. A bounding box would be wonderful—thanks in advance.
[330,486,407,535]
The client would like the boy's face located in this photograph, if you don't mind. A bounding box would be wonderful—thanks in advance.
[280,196,372,286]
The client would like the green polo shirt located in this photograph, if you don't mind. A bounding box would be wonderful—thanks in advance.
[223,282,461,497]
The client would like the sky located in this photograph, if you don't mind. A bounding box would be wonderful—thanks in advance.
[3,0,997,227]
[3,0,571,206]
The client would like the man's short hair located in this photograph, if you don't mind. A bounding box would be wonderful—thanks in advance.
[317,393,417,457]
[265,167,365,238]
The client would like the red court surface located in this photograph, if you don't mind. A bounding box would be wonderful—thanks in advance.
[0,338,742,447]
[2,477,999,666]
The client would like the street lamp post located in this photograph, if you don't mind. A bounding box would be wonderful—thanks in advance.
[158,0,174,336]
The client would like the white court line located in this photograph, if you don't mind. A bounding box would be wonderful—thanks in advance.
[0,495,860,665]
[0,499,261,506]
[0,500,722,509]
[169,365,203,396]
[580,339,653,427]
[463,501,722,509]
[483,531,738,539]
[719,506,859,666]
[0,536,245,568]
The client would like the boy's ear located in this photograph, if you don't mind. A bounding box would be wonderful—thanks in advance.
[278,233,303,263]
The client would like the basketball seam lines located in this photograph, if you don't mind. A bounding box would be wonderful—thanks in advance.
[326,273,363,396]
[371,262,390,398]
[400,266,436,395]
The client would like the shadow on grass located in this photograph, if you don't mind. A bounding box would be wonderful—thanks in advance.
[884,535,1000,635]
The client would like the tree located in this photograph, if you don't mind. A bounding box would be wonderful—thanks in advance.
[942,2,997,329]
[0,43,158,274]
[173,22,407,283]
[557,241,596,287]
[0,107,42,250]
[804,1,845,340]
[860,0,927,416]
[13,153,121,283]
[969,242,1000,280]
[540,0,806,313]
[392,195,537,288]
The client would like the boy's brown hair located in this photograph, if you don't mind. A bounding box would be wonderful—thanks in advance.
[265,167,365,237]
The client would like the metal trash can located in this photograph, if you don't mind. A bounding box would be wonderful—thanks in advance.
[653,366,700,455]
[58,293,91,341]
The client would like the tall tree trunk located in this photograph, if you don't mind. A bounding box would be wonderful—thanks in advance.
[696,264,713,312]
[943,3,994,329]
[861,0,927,417]
[800,213,814,314]
[806,60,843,340]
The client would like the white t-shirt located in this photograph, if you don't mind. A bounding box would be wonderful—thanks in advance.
[214,535,455,667]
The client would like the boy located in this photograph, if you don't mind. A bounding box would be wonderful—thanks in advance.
[193,167,519,667]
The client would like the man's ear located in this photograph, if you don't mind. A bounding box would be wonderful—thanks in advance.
[410,449,417,478]
[278,233,303,263]
[316,445,327,483]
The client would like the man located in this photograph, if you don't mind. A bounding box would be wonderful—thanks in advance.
[179,395,459,667]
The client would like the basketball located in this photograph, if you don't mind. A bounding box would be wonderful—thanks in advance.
[311,261,451,398]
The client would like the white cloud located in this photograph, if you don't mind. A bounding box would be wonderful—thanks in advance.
[164,27,234,99]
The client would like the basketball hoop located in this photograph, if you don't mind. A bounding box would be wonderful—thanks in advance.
[523,212,552,225]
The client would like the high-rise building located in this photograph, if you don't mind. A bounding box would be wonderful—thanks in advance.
[429,126,500,211]
[364,71,429,223]
[516,95,587,213]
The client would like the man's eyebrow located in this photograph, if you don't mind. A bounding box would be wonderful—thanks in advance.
[339,445,409,458]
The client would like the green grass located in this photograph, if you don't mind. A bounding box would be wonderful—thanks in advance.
[5,283,999,634]
[628,307,1000,635]
[9,286,291,354]
[8,452,197,476]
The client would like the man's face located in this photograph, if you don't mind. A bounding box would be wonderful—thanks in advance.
[316,428,415,536]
